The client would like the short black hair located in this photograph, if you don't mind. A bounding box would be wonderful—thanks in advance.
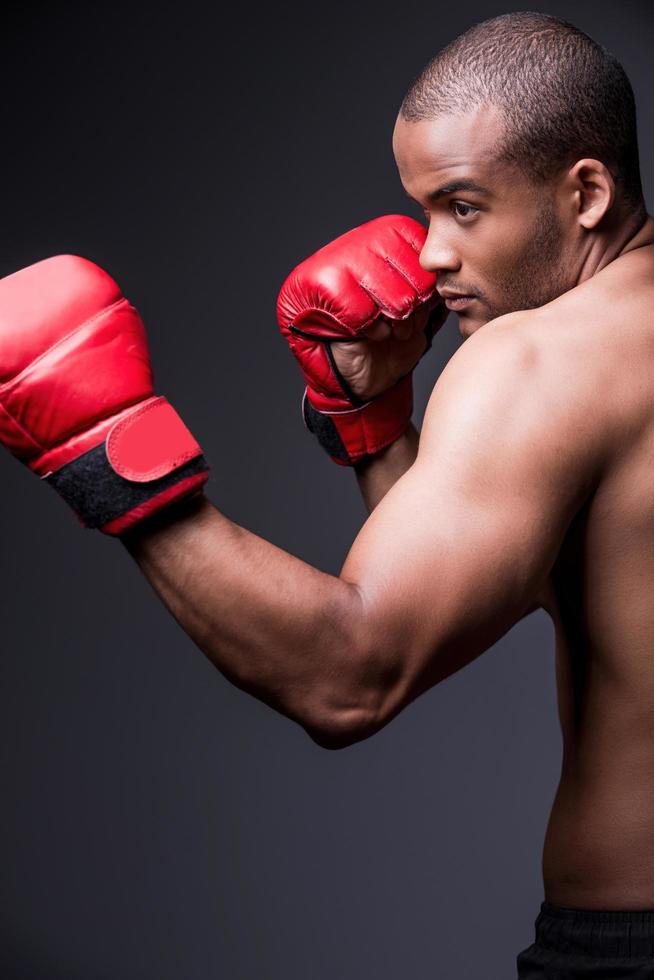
[400,11,646,217]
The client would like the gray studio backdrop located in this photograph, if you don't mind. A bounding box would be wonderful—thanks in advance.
[0,1,651,977]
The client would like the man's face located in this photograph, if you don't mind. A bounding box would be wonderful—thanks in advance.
[392,106,572,337]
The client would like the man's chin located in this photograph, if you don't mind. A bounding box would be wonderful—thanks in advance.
[456,312,485,339]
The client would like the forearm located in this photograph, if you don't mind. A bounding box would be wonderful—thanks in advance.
[354,422,420,512]
[121,493,376,746]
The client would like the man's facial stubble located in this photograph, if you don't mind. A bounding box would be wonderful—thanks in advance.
[474,194,571,324]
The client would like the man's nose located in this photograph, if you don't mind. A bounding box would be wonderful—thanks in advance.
[419,226,460,273]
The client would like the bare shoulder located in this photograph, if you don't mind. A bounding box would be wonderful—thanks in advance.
[421,246,654,494]
[418,307,617,518]
[424,309,604,446]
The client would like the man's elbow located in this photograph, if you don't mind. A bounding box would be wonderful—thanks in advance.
[302,594,401,750]
[303,708,386,750]
[303,660,397,750]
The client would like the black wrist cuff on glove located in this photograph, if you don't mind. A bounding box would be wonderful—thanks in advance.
[46,445,210,531]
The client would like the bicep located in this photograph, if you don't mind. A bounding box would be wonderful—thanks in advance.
[341,332,601,726]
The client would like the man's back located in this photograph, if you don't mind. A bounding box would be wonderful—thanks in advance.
[520,225,654,909]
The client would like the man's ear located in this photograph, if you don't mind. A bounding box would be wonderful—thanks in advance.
[567,158,615,229]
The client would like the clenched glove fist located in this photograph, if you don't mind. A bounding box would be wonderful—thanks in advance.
[277,215,446,465]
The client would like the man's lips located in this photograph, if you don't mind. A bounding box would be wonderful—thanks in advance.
[439,291,476,311]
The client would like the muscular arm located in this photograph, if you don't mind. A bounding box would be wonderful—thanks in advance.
[122,495,371,749]
[121,421,417,748]
[123,320,606,750]
[121,424,417,748]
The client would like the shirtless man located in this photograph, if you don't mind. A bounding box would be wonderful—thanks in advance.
[1,9,653,978]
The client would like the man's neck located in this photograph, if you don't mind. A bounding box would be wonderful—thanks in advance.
[618,212,654,256]
[582,211,654,281]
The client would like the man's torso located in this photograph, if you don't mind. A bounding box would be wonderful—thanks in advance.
[514,229,654,908]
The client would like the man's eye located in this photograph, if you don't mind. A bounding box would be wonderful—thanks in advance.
[451,201,478,219]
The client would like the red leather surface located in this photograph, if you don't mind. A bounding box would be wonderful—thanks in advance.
[308,374,414,465]
[277,215,437,462]
[0,254,208,534]
[0,255,153,471]
[106,396,201,482]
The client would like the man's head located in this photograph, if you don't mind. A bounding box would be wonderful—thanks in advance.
[393,12,647,336]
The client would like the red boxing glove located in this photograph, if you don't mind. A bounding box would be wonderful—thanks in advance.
[0,255,209,535]
[277,215,442,465]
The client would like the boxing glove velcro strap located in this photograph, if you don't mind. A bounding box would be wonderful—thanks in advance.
[303,373,414,466]
[302,393,350,463]
[44,397,209,533]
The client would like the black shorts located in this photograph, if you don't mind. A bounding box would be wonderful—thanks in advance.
[517,901,654,978]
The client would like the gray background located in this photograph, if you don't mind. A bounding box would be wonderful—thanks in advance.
[0,1,651,977]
